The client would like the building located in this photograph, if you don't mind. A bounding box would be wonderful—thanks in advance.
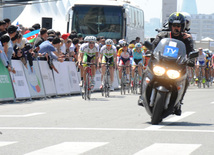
[180,0,197,15]
[162,0,177,26]
[190,14,214,41]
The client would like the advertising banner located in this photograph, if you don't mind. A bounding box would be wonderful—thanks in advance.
[23,61,45,98]
[10,60,31,99]
[0,60,15,101]
[53,61,72,95]
[94,70,102,91]
[67,62,81,93]
[38,61,57,96]
[112,70,119,89]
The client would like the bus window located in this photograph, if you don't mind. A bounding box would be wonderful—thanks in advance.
[72,5,123,39]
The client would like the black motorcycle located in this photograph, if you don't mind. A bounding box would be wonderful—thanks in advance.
[138,38,198,125]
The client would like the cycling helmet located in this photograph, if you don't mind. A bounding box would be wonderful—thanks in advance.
[168,12,186,32]
[128,44,135,49]
[105,39,114,45]
[208,50,213,57]
[181,12,191,31]
[87,36,97,42]
[84,36,89,42]
[121,41,128,47]
[118,39,125,45]
[135,43,142,48]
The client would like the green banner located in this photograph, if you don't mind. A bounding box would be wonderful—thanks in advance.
[0,60,15,101]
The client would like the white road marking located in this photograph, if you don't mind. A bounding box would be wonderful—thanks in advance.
[0,113,45,118]
[0,141,17,147]
[134,143,201,155]
[144,111,195,130]
[0,127,213,133]
[24,142,108,155]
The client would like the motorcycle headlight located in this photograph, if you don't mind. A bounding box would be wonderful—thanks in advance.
[166,70,180,79]
[153,66,165,76]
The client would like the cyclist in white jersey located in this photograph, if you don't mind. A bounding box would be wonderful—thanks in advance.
[195,47,206,82]
[99,39,117,91]
[78,36,99,87]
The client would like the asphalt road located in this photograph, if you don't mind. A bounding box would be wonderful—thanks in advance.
[0,85,214,155]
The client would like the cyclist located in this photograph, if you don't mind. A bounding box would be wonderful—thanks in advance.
[78,36,99,90]
[117,41,131,84]
[205,49,212,82]
[195,48,206,83]
[131,43,145,87]
[99,39,117,91]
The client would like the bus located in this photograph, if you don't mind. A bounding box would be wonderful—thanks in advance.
[66,0,144,42]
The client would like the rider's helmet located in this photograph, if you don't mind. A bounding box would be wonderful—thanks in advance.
[84,36,89,42]
[208,50,213,57]
[118,39,125,46]
[168,12,186,32]
[135,43,142,48]
[181,12,191,31]
[128,44,135,49]
[121,41,128,47]
[105,39,114,45]
[87,36,97,42]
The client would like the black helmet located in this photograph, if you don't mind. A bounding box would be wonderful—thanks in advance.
[168,12,186,32]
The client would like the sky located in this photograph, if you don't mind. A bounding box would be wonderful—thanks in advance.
[130,0,214,22]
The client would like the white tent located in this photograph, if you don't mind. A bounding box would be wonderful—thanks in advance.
[201,37,214,41]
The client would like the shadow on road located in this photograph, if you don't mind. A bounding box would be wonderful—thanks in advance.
[163,121,213,127]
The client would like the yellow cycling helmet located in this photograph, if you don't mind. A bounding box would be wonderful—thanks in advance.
[128,44,135,48]
[142,46,147,50]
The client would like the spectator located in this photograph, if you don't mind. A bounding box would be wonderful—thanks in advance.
[135,37,140,43]
[0,20,6,37]
[3,18,11,31]
[61,33,70,54]
[0,34,15,73]
[77,33,83,41]
[34,28,48,47]
[38,37,64,73]
[47,29,55,36]
[55,31,61,38]
[32,23,40,30]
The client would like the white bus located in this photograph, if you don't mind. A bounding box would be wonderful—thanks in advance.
[66,0,144,42]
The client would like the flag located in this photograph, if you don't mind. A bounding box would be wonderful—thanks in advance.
[23,29,40,43]
[16,21,20,31]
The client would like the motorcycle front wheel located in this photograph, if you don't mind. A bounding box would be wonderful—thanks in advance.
[151,91,167,125]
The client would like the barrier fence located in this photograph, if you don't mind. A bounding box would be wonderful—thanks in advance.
[0,60,119,102]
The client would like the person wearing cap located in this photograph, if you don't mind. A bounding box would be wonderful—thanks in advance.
[61,33,70,54]
[38,37,64,73]
[77,33,83,41]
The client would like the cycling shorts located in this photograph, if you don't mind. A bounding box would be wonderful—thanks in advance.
[119,57,130,66]
[83,53,95,67]
[132,59,143,66]
[101,56,114,66]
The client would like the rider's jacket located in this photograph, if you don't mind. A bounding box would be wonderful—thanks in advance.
[79,43,99,57]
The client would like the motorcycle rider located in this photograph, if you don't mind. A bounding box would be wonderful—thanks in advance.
[148,12,195,116]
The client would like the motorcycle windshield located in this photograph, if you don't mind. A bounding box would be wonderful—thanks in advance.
[153,38,187,64]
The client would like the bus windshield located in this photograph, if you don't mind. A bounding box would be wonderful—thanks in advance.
[72,5,123,39]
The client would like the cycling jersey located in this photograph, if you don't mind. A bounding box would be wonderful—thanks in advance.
[131,48,145,66]
[79,42,99,57]
[100,45,116,58]
[196,52,206,66]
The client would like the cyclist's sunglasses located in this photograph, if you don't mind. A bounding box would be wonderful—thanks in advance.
[106,44,112,47]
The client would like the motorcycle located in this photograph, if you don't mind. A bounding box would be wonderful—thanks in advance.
[138,38,198,125]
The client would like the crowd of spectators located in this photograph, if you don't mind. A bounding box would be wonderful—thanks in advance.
[0,18,144,75]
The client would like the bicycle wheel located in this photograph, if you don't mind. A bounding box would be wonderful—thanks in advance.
[106,72,110,97]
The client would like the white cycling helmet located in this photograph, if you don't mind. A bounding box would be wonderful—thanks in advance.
[118,39,125,45]
[87,36,97,42]
[181,12,191,31]
[105,39,114,45]
[84,36,89,42]
[135,43,142,48]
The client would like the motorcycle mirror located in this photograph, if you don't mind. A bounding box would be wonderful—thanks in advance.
[144,41,153,51]
[188,51,199,59]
